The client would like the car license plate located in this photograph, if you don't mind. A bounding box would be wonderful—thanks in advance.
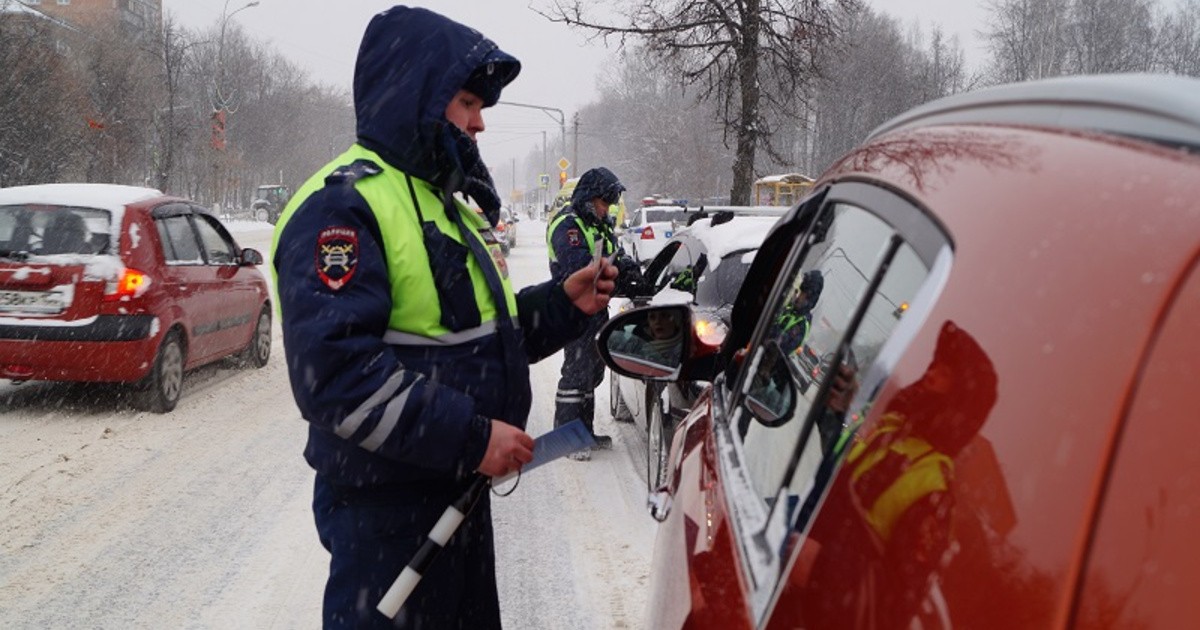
[0,289,69,314]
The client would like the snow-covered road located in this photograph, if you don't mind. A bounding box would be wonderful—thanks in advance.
[0,219,656,629]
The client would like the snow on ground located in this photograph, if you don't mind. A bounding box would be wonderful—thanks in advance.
[0,217,657,629]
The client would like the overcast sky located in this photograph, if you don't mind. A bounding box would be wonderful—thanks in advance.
[162,0,990,172]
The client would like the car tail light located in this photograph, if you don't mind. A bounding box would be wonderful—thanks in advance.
[693,315,728,356]
[104,267,152,301]
[2,364,34,380]
[641,226,655,240]
[495,222,507,233]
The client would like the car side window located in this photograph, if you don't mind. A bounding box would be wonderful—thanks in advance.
[723,195,947,622]
[157,215,202,264]
[192,214,238,265]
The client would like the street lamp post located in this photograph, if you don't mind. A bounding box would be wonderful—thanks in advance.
[497,99,566,172]
[211,0,258,210]
[214,0,259,113]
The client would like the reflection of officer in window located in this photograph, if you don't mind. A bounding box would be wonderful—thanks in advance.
[775,270,824,356]
[800,321,998,629]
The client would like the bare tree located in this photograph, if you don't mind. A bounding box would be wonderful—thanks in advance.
[1156,0,1200,75]
[809,10,943,170]
[983,0,1071,82]
[1066,0,1157,73]
[79,23,158,184]
[147,15,200,193]
[575,49,732,205]
[538,0,860,204]
[0,5,85,186]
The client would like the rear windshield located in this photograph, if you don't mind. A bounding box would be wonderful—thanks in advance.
[695,248,755,306]
[644,209,689,223]
[0,205,114,257]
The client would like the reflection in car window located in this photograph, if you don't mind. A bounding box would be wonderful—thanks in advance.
[730,201,935,617]
[157,215,202,264]
[660,239,704,295]
[193,215,237,265]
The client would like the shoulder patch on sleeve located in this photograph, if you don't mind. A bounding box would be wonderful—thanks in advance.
[316,227,359,290]
[566,228,581,247]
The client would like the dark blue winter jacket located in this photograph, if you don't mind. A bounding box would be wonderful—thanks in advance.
[272,6,588,488]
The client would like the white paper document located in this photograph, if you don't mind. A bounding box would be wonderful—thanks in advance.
[495,419,595,484]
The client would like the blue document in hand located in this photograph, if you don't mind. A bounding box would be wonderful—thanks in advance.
[495,420,595,483]
[526,419,596,473]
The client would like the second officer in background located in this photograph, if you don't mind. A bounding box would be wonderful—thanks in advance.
[548,167,648,460]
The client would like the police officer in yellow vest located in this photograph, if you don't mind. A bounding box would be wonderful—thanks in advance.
[547,167,649,460]
[271,7,617,628]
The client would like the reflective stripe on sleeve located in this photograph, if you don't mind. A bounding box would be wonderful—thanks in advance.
[336,370,411,440]
[359,383,416,452]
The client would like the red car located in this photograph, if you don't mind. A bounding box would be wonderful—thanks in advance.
[0,184,271,412]
[599,74,1200,628]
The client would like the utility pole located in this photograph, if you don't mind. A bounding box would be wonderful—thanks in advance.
[572,114,580,177]
[542,131,548,212]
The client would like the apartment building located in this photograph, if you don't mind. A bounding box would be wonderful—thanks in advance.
[21,0,161,38]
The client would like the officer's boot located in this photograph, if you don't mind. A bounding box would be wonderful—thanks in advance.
[583,392,612,450]
[556,390,593,461]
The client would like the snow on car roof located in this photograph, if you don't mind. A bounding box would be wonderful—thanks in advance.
[680,215,780,262]
[0,183,163,212]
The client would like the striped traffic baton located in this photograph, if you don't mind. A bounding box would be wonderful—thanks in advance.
[376,474,491,619]
[376,420,594,619]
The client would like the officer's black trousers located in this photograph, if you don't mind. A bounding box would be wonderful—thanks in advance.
[554,314,607,434]
[313,475,500,629]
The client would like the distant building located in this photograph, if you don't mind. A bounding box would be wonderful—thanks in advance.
[18,0,161,38]
[2,0,80,53]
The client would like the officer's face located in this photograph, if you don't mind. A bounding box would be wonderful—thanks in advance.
[445,89,486,140]
[592,198,610,218]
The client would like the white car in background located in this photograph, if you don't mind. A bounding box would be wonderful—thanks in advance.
[610,211,781,489]
[620,205,694,265]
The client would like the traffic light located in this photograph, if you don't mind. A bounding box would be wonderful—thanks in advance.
[559,170,567,186]
[211,110,227,151]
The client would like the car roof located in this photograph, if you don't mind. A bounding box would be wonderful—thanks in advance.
[676,215,779,261]
[0,184,164,212]
[869,73,1200,152]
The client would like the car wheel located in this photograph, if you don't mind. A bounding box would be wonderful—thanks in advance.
[239,306,271,368]
[135,330,185,413]
[610,370,632,422]
[646,385,671,492]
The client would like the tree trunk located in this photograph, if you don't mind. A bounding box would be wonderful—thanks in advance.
[730,0,761,205]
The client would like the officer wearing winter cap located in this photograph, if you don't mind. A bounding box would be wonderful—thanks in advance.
[271,6,617,628]
[547,166,649,460]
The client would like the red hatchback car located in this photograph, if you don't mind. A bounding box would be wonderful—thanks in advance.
[600,74,1200,629]
[0,184,271,412]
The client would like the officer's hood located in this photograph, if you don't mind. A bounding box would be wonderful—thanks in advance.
[569,167,624,221]
[797,269,824,313]
[353,6,519,189]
